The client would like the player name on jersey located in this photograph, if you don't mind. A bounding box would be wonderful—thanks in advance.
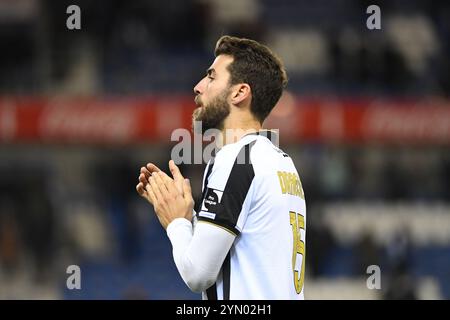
[277,171,305,199]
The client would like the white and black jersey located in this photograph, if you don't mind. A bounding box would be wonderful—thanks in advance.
[195,131,306,300]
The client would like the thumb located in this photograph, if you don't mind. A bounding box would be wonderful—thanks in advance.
[169,160,184,181]
[169,160,184,194]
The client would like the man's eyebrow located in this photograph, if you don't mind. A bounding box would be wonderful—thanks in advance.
[206,68,216,76]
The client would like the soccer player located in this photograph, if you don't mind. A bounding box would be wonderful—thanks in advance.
[136,36,306,299]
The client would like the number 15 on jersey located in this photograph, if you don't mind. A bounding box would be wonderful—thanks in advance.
[289,211,305,294]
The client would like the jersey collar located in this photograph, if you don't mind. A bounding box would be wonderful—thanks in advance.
[242,130,278,143]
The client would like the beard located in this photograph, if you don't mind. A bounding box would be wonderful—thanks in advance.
[192,89,230,135]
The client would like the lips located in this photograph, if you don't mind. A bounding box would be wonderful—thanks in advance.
[195,95,203,107]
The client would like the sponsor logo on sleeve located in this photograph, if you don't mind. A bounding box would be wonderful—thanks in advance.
[199,188,224,219]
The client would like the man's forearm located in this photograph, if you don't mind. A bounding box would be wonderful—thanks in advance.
[166,218,235,293]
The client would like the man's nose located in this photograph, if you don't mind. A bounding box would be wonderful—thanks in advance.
[193,78,205,95]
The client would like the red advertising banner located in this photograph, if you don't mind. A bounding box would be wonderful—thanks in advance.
[0,95,449,145]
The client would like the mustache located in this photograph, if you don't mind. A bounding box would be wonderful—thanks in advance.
[194,95,203,107]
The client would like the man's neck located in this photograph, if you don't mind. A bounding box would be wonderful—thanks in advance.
[219,114,262,146]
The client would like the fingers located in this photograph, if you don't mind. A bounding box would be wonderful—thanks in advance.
[153,172,174,198]
[139,173,148,185]
[138,165,156,198]
[140,167,151,180]
[139,163,161,185]
[137,162,183,205]
[146,163,162,174]
[136,182,147,197]
[138,163,161,195]
[149,175,164,203]
[137,168,150,198]
[145,183,157,204]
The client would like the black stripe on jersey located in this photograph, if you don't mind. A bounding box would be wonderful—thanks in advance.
[206,252,231,300]
[194,159,214,214]
[200,160,219,301]
[223,252,231,300]
[206,283,217,300]
[197,140,256,235]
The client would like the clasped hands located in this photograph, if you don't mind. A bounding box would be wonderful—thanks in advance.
[136,160,194,229]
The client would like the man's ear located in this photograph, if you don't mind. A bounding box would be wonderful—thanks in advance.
[230,83,251,106]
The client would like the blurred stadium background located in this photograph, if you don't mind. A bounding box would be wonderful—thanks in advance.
[0,0,449,299]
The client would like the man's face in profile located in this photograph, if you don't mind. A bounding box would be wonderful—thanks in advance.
[192,55,234,133]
